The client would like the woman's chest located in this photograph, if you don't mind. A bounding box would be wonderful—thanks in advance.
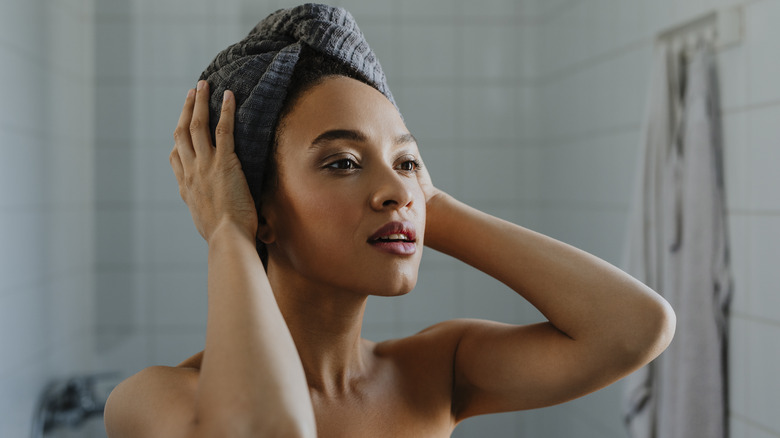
[312,393,454,438]
[310,360,455,437]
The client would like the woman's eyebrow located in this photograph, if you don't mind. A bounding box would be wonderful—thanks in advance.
[395,133,418,146]
[310,129,418,148]
[310,129,367,147]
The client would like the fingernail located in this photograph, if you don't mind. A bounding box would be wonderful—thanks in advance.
[187,88,195,98]
[197,80,205,91]
[223,90,231,103]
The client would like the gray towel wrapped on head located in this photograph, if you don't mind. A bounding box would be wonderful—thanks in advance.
[199,3,396,207]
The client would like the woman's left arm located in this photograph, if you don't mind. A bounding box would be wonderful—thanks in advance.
[419,187,675,420]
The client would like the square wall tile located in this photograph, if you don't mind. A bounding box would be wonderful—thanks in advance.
[0,0,45,56]
[722,111,750,211]
[746,0,780,106]
[397,85,457,141]
[138,20,232,81]
[459,86,519,140]
[747,215,780,324]
[0,131,45,208]
[747,105,780,212]
[0,286,48,374]
[48,73,95,146]
[717,45,749,111]
[337,0,397,19]
[95,0,136,17]
[726,213,749,315]
[95,83,137,142]
[461,145,520,203]
[95,21,136,79]
[613,46,653,130]
[44,208,95,274]
[615,0,647,47]
[728,316,750,418]
[399,0,459,18]
[541,135,638,207]
[460,0,520,18]
[746,320,780,433]
[0,359,48,438]
[459,24,521,80]
[399,23,457,80]
[643,0,680,38]
[150,268,208,328]
[96,144,136,204]
[0,47,45,134]
[95,270,147,329]
[728,417,751,438]
[95,207,139,266]
[43,135,95,206]
[0,210,45,293]
[46,272,95,343]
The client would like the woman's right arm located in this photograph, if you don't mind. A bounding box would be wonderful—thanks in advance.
[104,82,316,438]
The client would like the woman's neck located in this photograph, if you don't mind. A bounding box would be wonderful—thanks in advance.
[268,265,371,396]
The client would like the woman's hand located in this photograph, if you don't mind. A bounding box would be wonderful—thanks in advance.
[415,154,446,207]
[170,80,258,244]
[415,154,451,246]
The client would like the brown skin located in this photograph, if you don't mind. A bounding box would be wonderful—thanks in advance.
[104,77,675,438]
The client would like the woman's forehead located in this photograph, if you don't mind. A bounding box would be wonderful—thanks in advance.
[282,76,408,145]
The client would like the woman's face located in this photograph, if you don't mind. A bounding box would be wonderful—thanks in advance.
[262,76,425,297]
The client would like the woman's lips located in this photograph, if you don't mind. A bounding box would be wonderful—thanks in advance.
[368,221,417,255]
[369,240,417,255]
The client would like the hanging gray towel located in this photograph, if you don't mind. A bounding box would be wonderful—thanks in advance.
[622,42,732,438]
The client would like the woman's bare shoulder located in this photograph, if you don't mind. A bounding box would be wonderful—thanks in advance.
[105,362,200,437]
[373,319,486,354]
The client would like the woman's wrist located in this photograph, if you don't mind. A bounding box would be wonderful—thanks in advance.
[423,190,460,252]
[208,218,257,250]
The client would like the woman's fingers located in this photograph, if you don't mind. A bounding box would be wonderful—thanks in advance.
[169,147,187,201]
[215,90,236,156]
[173,88,196,163]
[191,80,214,157]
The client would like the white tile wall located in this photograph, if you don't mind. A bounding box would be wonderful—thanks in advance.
[0,0,98,436]
[530,0,780,437]
[747,105,780,211]
[746,0,780,106]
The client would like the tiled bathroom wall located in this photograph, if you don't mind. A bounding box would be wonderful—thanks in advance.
[528,0,780,437]
[0,0,97,436]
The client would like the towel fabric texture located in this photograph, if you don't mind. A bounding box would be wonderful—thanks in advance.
[199,3,395,207]
[622,41,731,438]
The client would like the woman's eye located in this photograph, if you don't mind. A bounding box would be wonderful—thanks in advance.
[327,158,358,170]
[398,159,420,172]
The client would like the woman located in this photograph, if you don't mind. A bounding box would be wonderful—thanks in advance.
[105,4,675,437]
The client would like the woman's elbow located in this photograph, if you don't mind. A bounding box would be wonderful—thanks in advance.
[625,293,676,366]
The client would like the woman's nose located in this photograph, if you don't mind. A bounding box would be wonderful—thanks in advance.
[368,168,414,211]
